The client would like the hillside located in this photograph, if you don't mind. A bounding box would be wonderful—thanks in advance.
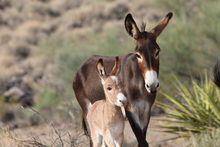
[0,0,220,146]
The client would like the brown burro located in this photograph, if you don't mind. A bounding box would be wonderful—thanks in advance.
[73,12,173,147]
[86,56,127,147]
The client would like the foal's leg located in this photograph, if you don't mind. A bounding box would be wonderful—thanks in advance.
[103,130,115,147]
[90,130,102,147]
[101,140,107,147]
[113,129,124,147]
[114,136,123,147]
[104,129,123,147]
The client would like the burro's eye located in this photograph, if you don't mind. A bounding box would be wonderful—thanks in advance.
[107,87,112,91]
[135,53,141,59]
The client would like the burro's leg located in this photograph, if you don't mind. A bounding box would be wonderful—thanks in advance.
[141,105,152,141]
[126,110,149,147]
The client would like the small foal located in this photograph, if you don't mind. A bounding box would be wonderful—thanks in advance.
[87,57,127,147]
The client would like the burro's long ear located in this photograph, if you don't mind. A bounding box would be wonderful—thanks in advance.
[96,58,106,78]
[150,12,173,38]
[124,13,140,40]
[111,56,120,75]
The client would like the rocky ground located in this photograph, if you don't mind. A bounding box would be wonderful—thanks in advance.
[0,0,189,146]
[0,0,165,108]
[0,116,189,147]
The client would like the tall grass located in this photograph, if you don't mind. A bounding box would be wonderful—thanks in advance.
[157,74,220,137]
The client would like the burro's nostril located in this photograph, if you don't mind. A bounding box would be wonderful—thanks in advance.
[144,70,159,93]
[145,82,159,94]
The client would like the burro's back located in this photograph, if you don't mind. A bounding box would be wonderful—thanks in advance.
[73,12,173,147]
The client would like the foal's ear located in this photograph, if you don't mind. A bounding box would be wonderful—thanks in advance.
[150,12,173,38]
[124,13,140,40]
[111,56,120,75]
[96,58,106,78]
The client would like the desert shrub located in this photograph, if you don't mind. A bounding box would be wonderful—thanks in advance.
[151,0,220,95]
[35,0,220,120]
[157,74,220,137]
[190,128,220,147]
[39,27,132,84]
[36,87,59,110]
[0,95,7,115]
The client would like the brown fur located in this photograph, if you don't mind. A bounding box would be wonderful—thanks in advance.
[73,12,173,147]
[87,57,127,147]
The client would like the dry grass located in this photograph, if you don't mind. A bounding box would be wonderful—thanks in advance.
[0,107,89,147]
[0,112,189,147]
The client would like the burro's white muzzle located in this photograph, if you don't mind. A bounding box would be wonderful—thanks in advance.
[144,70,159,93]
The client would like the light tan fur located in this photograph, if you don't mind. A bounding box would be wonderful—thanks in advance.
[86,57,127,147]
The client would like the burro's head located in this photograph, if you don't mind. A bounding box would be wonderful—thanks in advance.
[124,12,173,94]
[96,56,127,107]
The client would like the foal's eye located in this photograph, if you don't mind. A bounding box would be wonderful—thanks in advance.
[135,54,141,59]
[107,87,112,91]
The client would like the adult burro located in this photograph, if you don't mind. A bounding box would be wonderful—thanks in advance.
[73,12,173,147]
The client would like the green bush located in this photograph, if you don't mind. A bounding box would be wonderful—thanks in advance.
[157,74,220,137]
[190,129,220,147]
[0,95,7,115]
[153,0,220,98]
[154,0,220,79]
[36,88,59,110]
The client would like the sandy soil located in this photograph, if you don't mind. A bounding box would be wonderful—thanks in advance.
[0,117,189,147]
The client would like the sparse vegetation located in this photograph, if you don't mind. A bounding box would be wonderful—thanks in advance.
[37,27,133,111]
[191,128,220,147]
[1,0,220,146]
[154,0,220,86]
[157,74,220,137]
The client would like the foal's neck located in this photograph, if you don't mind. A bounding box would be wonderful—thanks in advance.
[105,97,121,113]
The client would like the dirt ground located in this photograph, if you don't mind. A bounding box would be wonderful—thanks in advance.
[0,116,189,147]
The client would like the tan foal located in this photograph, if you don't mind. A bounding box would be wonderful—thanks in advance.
[86,57,127,147]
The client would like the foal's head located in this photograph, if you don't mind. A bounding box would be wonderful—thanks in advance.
[124,12,173,93]
[96,57,127,107]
